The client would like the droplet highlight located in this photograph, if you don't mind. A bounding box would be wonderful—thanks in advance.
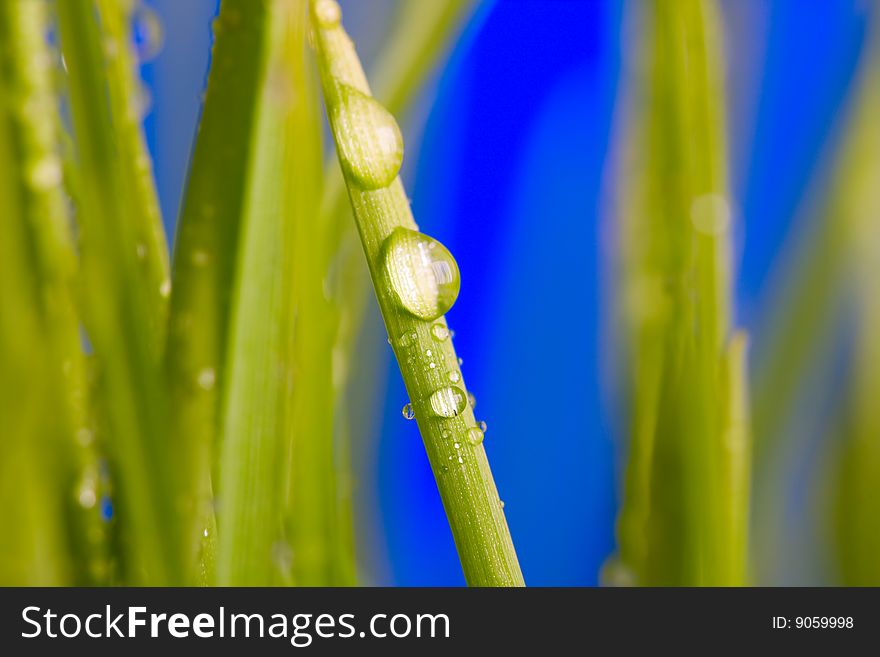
[331,84,403,190]
[428,386,467,418]
[381,228,461,321]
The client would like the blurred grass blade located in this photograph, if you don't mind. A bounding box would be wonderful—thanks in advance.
[215,0,321,586]
[310,0,523,587]
[610,0,748,586]
[828,36,880,586]
[164,0,277,584]
[0,0,76,585]
[57,0,179,584]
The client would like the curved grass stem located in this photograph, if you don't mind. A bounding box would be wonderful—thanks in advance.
[310,0,523,587]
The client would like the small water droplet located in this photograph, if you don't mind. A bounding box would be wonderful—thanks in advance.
[76,428,94,446]
[133,4,164,62]
[458,357,464,366]
[467,427,484,445]
[440,464,449,473]
[441,430,450,439]
[431,323,450,341]
[448,371,461,384]
[428,386,467,418]
[402,402,415,420]
[78,485,97,509]
[191,249,209,267]
[313,0,342,28]
[136,243,147,259]
[499,499,505,509]
[197,367,216,390]
[159,280,171,298]
[331,84,403,189]
[690,193,731,236]
[458,456,464,464]
[28,156,63,191]
[271,540,293,573]
[429,362,436,369]
[454,442,461,450]
[467,392,476,409]
[381,228,461,320]
[203,528,209,538]
[425,349,432,357]
[478,420,487,433]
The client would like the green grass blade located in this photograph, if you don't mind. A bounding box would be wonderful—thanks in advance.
[164,0,276,585]
[826,39,880,586]
[318,0,475,587]
[0,0,109,584]
[310,0,523,587]
[215,0,321,586]
[56,0,179,584]
[611,0,747,586]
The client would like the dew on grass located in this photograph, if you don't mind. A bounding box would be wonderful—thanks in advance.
[429,386,467,418]
[448,371,461,384]
[313,0,342,28]
[431,323,450,342]
[133,3,164,62]
[381,228,460,321]
[330,84,402,189]
[478,420,488,433]
[197,367,216,391]
[401,402,415,420]
[467,427,484,445]
[690,193,731,236]
[467,392,476,409]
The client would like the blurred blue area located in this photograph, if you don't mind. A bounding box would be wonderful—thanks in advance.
[143,0,872,585]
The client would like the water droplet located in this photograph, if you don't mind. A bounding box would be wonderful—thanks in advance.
[467,392,476,409]
[313,0,342,28]
[458,456,464,464]
[28,156,62,191]
[381,228,460,320]
[272,540,293,573]
[690,193,731,236]
[441,430,450,439]
[453,442,461,450]
[197,367,216,391]
[331,84,403,189]
[425,349,432,357]
[478,420,487,433]
[136,243,147,259]
[499,499,505,509]
[159,280,171,298]
[431,323,450,341]
[448,371,461,384]
[191,249,209,266]
[78,485,96,509]
[401,402,415,420]
[429,362,436,369]
[458,357,464,366]
[467,427,484,445]
[203,528,209,538]
[76,428,94,446]
[133,4,164,62]
[440,464,449,473]
[428,386,467,418]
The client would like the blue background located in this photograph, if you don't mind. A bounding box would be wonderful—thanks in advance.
[142,0,872,585]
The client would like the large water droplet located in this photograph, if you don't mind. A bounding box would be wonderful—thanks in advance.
[331,84,403,190]
[381,228,460,320]
[401,402,414,420]
[429,386,467,418]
